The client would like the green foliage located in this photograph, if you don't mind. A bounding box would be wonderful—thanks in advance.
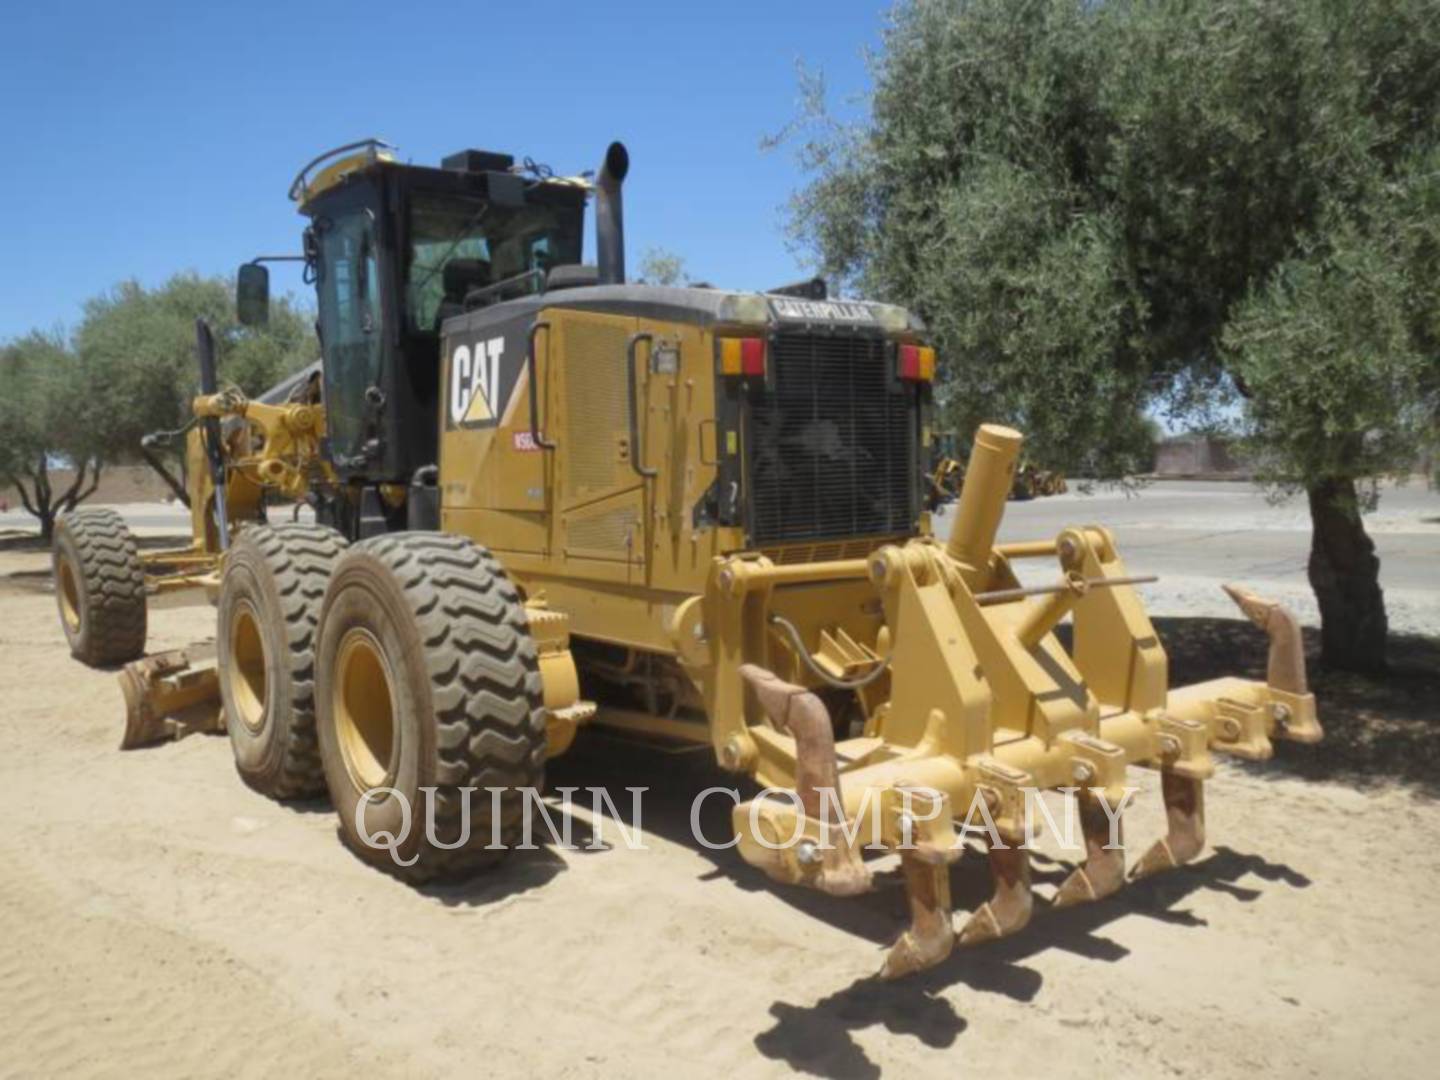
[0,332,91,475]
[74,272,315,456]
[637,247,689,287]
[0,331,107,533]
[780,0,1440,482]
[1,272,315,534]
[1224,199,1432,490]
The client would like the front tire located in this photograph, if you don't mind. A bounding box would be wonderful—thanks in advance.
[315,533,546,882]
[216,524,347,799]
[52,508,147,666]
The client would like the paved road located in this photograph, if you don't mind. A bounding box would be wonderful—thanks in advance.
[946,479,1439,632]
[972,479,1440,592]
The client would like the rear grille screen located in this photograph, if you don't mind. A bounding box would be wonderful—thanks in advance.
[746,333,916,545]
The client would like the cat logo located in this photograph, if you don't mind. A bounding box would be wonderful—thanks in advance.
[449,337,505,427]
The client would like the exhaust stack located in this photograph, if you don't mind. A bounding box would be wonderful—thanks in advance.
[948,423,1023,587]
[595,142,630,285]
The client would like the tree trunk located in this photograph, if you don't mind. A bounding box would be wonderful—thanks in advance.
[1306,477,1388,674]
[57,456,101,515]
[34,454,55,543]
[5,468,54,542]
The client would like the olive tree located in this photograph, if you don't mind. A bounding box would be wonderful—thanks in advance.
[0,333,107,541]
[638,247,690,287]
[780,0,1440,672]
[75,272,315,457]
[1,273,315,540]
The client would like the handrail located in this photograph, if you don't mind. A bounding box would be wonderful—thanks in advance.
[625,332,656,478]
[288,138,396,203]
[526,321,556,451]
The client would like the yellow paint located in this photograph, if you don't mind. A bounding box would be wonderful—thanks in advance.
[719,337,743,375]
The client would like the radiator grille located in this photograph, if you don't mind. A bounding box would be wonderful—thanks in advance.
[746,333,916,545]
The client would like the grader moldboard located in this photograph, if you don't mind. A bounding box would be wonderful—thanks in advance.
[52,138,1321,979]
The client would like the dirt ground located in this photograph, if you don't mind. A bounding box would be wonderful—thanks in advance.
[1,488,1437,1079]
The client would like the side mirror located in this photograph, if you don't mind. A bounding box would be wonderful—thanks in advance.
[237,262,270,326]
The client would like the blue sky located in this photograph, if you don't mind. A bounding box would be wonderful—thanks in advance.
[0,0,887,341]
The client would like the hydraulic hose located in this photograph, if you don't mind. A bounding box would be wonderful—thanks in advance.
[768,613,891,691]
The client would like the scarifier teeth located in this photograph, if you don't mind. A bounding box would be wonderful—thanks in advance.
[958,845,1033,946]
[1054,852,1126,906]
[881,929,953,980]
[880,829,956,978]
[1222,583,1309,695]
[1130,773,1206,882]
[880,855,954,979]
[1054,788,1126,908]
[1130,837,1182,880]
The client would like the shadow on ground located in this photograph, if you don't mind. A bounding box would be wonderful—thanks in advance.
[547,613,1430,1075]
[0,528,55,553]
[1153,616,1440,797]
[2,531,211,616]
[750,844,1306,1079]
[550,730,1315,1078]
[23,537,1427,1075]
[2,527,193,557]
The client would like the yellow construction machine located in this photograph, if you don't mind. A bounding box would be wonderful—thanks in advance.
[1012,460,1068,499]
[925,439,1067,511]
[52,322,333,748]
[53,138,1321,978]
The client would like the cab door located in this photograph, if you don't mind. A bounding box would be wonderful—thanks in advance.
[314,196,386,470]
[549,311,647,575]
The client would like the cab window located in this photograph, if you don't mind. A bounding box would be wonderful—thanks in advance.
[405,192,583,333]
[316,211,384,459]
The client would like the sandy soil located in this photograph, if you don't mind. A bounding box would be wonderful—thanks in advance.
[1,513,1437,1078]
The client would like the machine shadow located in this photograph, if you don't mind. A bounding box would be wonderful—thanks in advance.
[1151,615,1440,797]
[0,529,57,553]
[749,844,1310,1079]
[337,807,606,909]
[544,728,1313,979]
[0,528,194,554]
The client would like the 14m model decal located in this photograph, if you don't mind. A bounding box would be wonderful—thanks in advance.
[449,336,506,426]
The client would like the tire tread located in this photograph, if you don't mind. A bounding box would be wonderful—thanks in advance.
[224,523,347,798]
[341,532,546,880]
[54,508,146,665]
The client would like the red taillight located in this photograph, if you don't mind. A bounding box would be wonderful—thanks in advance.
[740,337,766,376]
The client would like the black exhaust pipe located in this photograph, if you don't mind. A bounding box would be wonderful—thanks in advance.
[595,142,629,285]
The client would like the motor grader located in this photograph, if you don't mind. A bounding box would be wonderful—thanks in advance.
[925,437,1067,512]
[52,137,1321,978]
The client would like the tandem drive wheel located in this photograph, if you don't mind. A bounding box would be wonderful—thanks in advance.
[216,524,348,799]
[314,532,547,882]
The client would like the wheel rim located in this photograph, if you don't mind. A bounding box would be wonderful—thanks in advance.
[333,627,396,791]
[58,555,82,633]
[229,600,269,733]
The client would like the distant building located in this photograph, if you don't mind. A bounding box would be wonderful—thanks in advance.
[1153,435,1250,478]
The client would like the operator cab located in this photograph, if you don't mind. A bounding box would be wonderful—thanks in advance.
[238,139,587,494]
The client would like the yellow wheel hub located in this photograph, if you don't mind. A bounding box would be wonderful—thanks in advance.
[333,628,396,790]
[229,601,269,733]
[58,555,82,633]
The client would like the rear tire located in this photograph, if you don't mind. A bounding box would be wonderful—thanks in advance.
[217,524,347,799]
[315,532,546,882]
[52,508,147,666]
